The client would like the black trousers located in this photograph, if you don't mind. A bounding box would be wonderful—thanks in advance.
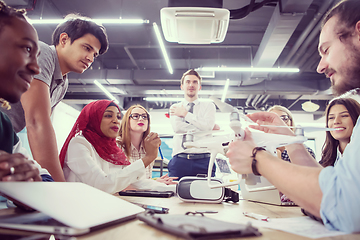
[168,154,216,180]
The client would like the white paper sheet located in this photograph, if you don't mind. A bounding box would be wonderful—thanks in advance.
[249,216,346,239]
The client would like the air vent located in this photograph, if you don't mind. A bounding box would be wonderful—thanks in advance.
[160,7,230,44]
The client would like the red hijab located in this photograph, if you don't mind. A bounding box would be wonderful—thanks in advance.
[59,100,130,167]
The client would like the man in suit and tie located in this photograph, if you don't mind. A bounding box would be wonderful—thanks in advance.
[168,69,217,180]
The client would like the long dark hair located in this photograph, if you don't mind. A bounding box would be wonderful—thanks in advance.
[320,98,360,167]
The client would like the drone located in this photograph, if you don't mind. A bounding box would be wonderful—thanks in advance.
[182,97,338,189]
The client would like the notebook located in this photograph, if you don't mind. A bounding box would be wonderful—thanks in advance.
[240,174,297,206]
[0,182,144,236]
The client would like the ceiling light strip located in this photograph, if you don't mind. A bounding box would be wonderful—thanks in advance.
[199,67,300,73]
[28,19,149,24]
[221,78,230,102]
[94,80,119,104]
[153,22,173,74]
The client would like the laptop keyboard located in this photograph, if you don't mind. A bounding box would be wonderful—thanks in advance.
[26,216,66,227]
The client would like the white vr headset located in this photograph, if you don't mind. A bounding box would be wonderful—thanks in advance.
[177,175,239,203]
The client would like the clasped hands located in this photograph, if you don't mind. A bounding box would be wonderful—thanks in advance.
[169,105,188,118]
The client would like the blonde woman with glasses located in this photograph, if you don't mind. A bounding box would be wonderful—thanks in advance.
[267,105,316,162]
[118,104,177,185]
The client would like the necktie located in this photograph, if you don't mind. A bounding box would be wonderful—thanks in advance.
[188,102,195,113]
[185,102,195,124]
[183,102,195,148]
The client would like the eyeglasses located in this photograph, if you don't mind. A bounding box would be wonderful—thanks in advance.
[130,113,148,120]
[280,115,290,123]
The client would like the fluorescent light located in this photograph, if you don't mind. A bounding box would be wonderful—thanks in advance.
[145,97,213,102]
[28,19,66,24]
[153,22,173,74]
[221,78,230,102]
[94,80,119,104]
[28,18,149,24]
[198,67,300,73]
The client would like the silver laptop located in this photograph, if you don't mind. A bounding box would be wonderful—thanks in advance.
[240,174,297,206]
[0,182,144,236]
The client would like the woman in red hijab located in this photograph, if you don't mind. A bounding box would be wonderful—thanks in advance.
[60,100,174,193]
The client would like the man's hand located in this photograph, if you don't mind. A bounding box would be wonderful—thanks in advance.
[0,151,41,181]
[226,128,257,174]
[142,132,161,167]
[247,112,294,136]
[169,105,188,118]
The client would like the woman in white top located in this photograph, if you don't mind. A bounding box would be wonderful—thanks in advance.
[118,104,177,184]
[320,98,360,167]
[60,100,175,193]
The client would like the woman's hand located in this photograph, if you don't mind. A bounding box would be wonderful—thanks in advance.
[226,128,258,174]
[155,173,178,185]
[247,112,294,136]
[143,132,161,167]
[0,151,41,181]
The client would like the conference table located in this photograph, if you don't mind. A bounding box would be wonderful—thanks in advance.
[0,193,359,240]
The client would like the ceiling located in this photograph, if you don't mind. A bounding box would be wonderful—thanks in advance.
[8,0,339,115]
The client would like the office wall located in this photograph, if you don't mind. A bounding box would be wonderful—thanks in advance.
[52,102,81,152]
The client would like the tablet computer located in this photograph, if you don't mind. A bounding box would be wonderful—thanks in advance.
[119,190,174,198]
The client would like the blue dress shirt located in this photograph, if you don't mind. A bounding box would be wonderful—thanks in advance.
[319,118,360,233]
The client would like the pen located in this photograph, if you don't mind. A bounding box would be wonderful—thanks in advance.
[243,212,269,222]
[196,210,218,214]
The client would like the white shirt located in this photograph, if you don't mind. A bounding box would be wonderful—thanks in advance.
[170,99,216,156]
[63,134,175,194]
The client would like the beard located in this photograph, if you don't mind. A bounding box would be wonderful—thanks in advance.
[186,93,196,98]
[186,89,197,98]
[332,43,360,96]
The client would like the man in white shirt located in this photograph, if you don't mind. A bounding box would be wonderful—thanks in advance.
[168,69,217,180]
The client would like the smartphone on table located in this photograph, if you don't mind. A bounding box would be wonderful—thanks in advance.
[118,190,174,198]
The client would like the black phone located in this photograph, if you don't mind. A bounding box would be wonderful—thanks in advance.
[119,190,174,198]
[132,202,169,214]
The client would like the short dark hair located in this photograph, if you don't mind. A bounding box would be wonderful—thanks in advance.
[180,69,202,85]
[52,14,109,55]
[0,0,26,35]
[322,0,360,41]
